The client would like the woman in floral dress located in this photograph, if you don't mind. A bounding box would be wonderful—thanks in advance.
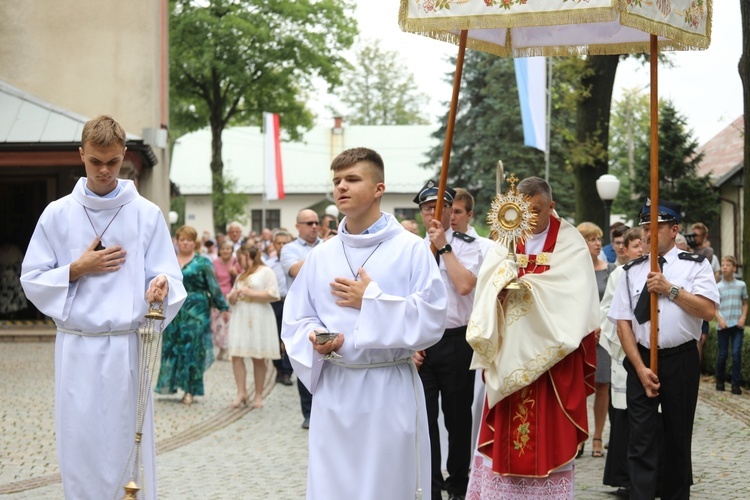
[211,241,240,360]
[155,225,229,405]
[227,244,280,409]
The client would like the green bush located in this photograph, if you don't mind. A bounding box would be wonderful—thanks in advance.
[701,322,750,387]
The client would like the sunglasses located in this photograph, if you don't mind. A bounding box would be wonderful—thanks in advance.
[300,221,319,226]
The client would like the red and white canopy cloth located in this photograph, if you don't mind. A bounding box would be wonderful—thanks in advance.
[399,0,712,56]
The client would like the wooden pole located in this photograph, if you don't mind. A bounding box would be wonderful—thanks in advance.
[649,34,660,374]
[432,30,468,255]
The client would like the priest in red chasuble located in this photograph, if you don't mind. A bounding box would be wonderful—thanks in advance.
[466,176,599,499]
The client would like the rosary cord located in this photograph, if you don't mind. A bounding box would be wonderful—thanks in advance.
[341,241,382,281]
[83,205,124,242]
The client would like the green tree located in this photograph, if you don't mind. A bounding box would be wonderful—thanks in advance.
[333,39,429,125]
[609,87,652,209]
[563,55,620,226]
[624,101,718,225]
[423,51,576,227]
[170,0,357,234]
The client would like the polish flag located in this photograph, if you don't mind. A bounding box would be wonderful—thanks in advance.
[263,112,285,200]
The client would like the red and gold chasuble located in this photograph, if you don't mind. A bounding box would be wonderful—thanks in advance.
[476,216,597,476]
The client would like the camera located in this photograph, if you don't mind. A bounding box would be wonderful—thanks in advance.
[683,233,697,249]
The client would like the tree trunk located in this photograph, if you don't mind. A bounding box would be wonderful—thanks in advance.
[740,1,750,285]
[573,55,620,226]
[210,115,225,236]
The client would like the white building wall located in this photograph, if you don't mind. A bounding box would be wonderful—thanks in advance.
[0,0,170,212]
[185,192,422,238]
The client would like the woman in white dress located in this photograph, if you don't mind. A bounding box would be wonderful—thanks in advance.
[227,244,281,408]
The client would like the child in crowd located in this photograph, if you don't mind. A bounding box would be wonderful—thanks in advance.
[715,255,748,395]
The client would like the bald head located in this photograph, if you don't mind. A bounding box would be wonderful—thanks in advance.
[295,209,320,244]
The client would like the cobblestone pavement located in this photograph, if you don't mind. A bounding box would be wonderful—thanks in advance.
[2,341,750,499]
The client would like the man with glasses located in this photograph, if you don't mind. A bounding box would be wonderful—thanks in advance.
[415,180,484,500]
[281,208,321,428]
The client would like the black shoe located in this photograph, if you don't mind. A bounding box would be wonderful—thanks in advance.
[301,417,310,429]
[279,373,293,386]
[716,381,725,391]
[615,486,630,497]
[732,384,742,395]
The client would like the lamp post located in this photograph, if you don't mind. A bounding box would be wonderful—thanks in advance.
[325,204,339,219]
[168,211,179,236]
[596,174,621,245]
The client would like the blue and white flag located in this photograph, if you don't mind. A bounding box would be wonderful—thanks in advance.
[514,57,547,152]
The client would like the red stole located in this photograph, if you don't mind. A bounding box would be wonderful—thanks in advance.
[476,216,597,476]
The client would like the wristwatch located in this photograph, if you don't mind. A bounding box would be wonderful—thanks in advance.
[437,244,453,255]
[668,285,680,301]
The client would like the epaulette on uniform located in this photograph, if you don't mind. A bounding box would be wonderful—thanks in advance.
[623,255,648,271]
[678,252,707,263]
[453,231,476,243]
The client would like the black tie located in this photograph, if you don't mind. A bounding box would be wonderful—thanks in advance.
[633,256,666,325]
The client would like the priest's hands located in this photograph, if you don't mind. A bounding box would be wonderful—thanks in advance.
[330,268,372,309]
[146,275,170,303]
[309,330,344,356]
[69,238,126,282]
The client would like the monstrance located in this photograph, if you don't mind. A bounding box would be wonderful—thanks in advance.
[487,170,537,289]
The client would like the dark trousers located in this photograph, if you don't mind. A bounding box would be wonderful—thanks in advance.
[419,327,475,500]
[604,404,666,491]
[717,326,744,386]
[298,379,312,419]
[271,299,293,376]
[625,341,699,500]
[603,405,630,488]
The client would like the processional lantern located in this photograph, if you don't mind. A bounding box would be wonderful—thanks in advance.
[118,302,166,500]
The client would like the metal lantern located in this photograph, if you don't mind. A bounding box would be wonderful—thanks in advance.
[117,302,166,500]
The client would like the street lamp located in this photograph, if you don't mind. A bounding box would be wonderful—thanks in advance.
[596,174,621,245]
[168,211,179,236]
[325,204,339,219]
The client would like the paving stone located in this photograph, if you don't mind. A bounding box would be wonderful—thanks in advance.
[3,343,750,498]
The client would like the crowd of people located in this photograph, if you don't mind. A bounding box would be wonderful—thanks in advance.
[17,114,747,499]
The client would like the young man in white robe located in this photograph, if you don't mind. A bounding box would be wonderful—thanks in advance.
[21,115,186,500]
[282,147,448,500]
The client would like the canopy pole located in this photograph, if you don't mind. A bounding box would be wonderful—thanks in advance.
[649,34,660,375]
[544,56,552,183]
[432,29,468,254]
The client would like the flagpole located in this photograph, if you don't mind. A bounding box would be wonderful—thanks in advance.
[544,57,552,183]
[261,114,267,231]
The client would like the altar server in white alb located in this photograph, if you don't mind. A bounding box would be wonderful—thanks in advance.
[21,115,186,500]
[282,147,447,500]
